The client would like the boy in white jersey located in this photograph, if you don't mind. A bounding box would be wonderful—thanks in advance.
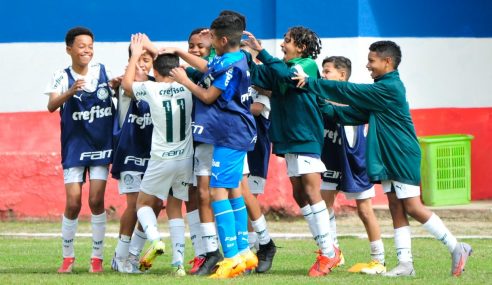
[45,27,113,274]
[121,33,194,275]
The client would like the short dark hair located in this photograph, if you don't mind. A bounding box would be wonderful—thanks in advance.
[322,56,352,80]
[210,15,243,48]
[287,26,322,59]
[188,27,208,42]
[153,54,179,77]
[219,10,246,30]
[369,41,402,69]
[65,27,94,46]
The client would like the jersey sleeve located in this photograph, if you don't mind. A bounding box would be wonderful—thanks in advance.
[132,81,156,103]
[306,78,388,112]
[212,68,233,91]
[44,70,68,95]
[253,93,271,118]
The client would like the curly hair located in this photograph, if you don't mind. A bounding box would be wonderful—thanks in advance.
[287,26,322,59]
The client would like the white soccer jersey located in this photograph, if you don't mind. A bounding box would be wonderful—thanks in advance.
[44,62,112,95]
[132,81,193,161]
[251,89,271,119]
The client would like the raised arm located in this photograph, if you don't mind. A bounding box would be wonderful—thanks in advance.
[170,67,222,105]
[121,34,145,99]
[161,47,209,73]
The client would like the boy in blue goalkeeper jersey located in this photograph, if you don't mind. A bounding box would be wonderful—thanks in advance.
[167,14,258,278]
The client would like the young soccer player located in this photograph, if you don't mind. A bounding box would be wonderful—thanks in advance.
[121,34,194,276]
[110,46,156,274]
[45,26,113,273]
[243,28,340,277]
[319,56,386,275]
[294,41,472,277]
[183,27,216,275]
[167,14,258,278]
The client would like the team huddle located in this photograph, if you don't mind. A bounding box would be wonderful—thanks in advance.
[45,10,472,279]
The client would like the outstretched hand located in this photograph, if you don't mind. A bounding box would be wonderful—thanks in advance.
[292,72,308,88]
[169,67,189,85]
[242,31,263,52]
[158,47,179,55]
[130,33,144,58]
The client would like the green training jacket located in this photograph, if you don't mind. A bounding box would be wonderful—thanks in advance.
[250,49,325,156]
[306,71,421,185]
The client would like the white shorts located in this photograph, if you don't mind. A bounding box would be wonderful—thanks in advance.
[382,180,420,199]
[285,154,327,177]
[140,158,192,201]
[63,165,109,184]
[194,144,213,176]
[321,184,376,200]
[118,171,143,194]
[248,175,266,194]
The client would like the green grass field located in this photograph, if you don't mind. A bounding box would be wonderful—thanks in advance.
[0,234,489,285]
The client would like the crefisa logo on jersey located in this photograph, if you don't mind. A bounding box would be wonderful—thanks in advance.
[159,86,185,96]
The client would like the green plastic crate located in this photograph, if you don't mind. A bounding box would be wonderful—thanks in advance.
[418,134,473,206]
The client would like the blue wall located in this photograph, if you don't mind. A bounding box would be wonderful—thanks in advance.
[1,0,491,42]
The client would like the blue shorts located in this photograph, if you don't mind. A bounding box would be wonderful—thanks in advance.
[210,146,246,189]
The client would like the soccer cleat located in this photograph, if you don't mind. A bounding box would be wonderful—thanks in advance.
[256,239,277,273]
[308,247,341,277]
[195,249,224,276]
[171,264,186,277]
[360,260,387,275]
[57,257,75,273]
[348,262,369,273]
[89,257,103,273]
[139,240,165,272]
[208,257,246,279]
[383,261,415,277]
[189,256,206,275]
[127,253,143,273]
[451,242,473,277]
[111,253,142,274]
[241,250,258,271]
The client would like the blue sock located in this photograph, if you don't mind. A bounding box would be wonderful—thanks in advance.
[230,196,249,253]
[212,199,238,258]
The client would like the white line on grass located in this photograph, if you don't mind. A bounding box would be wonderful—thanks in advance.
[1,232,492,239]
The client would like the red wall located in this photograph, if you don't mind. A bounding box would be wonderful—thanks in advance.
[1,108,490,218]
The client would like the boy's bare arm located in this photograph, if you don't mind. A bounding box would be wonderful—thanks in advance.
[47,79,85,112]
[122,34,145,99]
[170,67,221,104]
[140,34,158,58]
[161,47,208,73]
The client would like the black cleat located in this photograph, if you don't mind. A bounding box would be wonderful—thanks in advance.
[195,249,224,276]
[255,239,277,273]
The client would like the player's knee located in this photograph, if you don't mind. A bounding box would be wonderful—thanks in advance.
[65,201,82,216]
[88,197,104,211]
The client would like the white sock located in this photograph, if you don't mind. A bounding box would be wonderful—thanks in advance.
[248,232,259,250]
[300,205,318,242]
[394,226,413,263]
[137,206,161,242]
[169,218,186,266]
[422,213,458,253]
[370,239,385,264]
[61,216,78,258]
[328,208,339,248]
[200,222,219,253]
[311,201,334,257]
[251,215,271,245]
[129,228,147,256]
[187,210,205,257]
[115,235,131,260]
[91,212,106,259]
